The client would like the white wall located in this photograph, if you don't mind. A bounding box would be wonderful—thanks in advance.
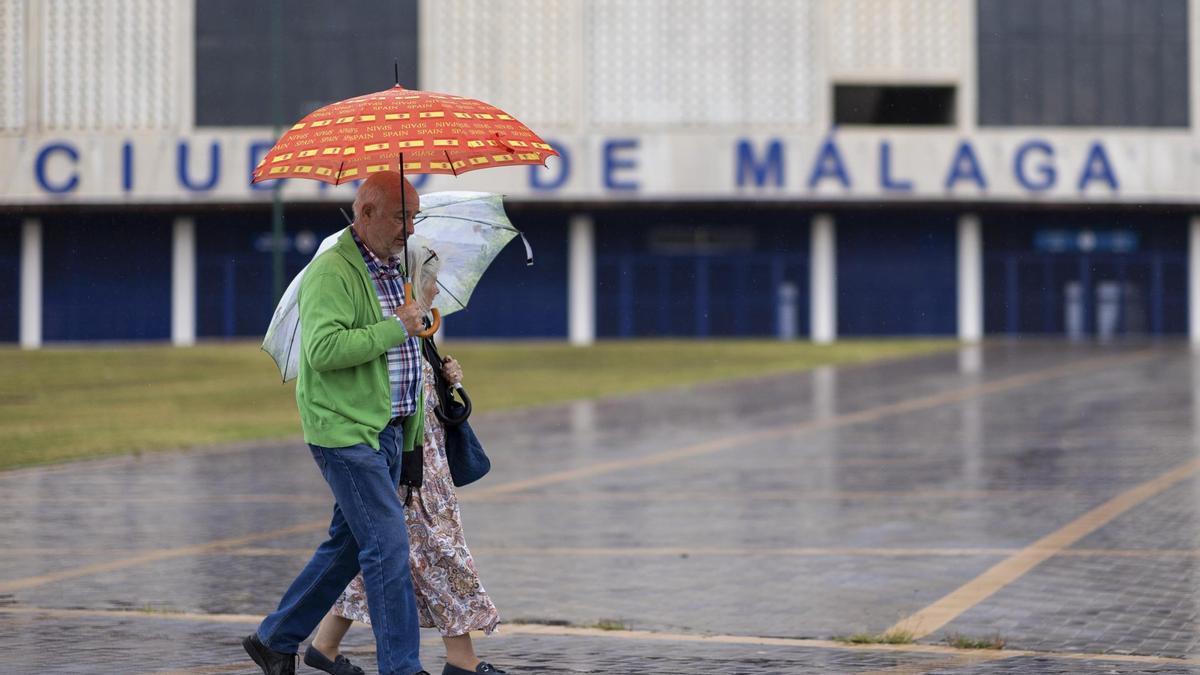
[8,0,191,135]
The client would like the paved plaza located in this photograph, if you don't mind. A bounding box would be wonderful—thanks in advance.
[5,342,1200,673]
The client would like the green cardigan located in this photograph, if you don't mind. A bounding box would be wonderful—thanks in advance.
[296,228,424,452]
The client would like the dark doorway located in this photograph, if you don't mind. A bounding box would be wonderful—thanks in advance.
[983,215,1187,337]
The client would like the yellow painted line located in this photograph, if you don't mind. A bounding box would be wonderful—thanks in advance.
[482,546,1200,559]
[223,545,1019,558]
[0,606,260,624]
[888,457,1200,639]
[2,493,331,505]
[214,545,1200,560]
[502,623,1200,666]
[0,487,1072,505]
[3,607,1197,667]
[7,545,1194,561]
[2,547,155,556]
[0,520,325,594]
[218,547,316,556]
[1059,548,1200,558]
[0,349,1157,593]
[465,487,1084,503]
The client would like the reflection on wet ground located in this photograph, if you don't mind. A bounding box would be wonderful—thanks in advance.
[4,341,1200,673]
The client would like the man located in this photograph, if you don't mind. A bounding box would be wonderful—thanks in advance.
[243,171,430,675]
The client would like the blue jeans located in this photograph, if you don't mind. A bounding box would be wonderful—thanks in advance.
[257,425,422,675]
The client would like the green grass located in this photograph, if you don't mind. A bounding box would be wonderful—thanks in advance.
[0,338,953,470]
[834,629,917,645]
[943,633,1006,650]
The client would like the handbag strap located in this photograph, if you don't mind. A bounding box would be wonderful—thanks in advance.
[421,338,472,426]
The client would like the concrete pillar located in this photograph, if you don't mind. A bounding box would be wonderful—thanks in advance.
[171,217,196,346]
[810,214,836,344]
[19,219,42,349]
[1191,216,1200,345]
[568,214,595,346]
[957,214,984,342]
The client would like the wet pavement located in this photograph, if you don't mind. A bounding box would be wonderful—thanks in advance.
[4,341,1200,673]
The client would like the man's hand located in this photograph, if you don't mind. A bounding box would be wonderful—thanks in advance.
[441,356,463,385]
[394,301,425,336]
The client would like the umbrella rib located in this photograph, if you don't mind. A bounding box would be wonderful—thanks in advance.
[445,151,458,177]
[283,309,302,382]
[334,160,345,186]
[435,279,467,311]
[422,214,520,232]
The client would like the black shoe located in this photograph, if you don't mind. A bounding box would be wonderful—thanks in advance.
[303,645,365,675]
[443,663,506,675]
[242,634,297,675]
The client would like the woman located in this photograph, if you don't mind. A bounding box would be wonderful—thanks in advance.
[304,246,503,675]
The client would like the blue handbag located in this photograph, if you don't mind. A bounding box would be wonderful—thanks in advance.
[444,417,491,487]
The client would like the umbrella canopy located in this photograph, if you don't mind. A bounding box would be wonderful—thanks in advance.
[252,84,558,185]
[263,191,527,382]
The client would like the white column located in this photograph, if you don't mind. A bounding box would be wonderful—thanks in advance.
[568,214,595,346]
[177,0,196,130]
[957,214,984,342]
[810,213,836,344]
[19,219,42,349]
[171,216,196,346]
[1192,0,1200,140]
[1191,216,1200,345]
[959,0,978,133]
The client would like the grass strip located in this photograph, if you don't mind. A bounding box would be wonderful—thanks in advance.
[0,338,953,470]
[943,633,1006,650]
[835,629,917,645]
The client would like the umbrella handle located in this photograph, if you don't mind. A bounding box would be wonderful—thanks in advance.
[404,282,441,338]
[417,309,442,338]
[436,382,472,426]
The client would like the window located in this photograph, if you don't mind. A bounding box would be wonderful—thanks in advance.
[195,0,418,127]
[833,85,956,126]
[977,0,1188,127]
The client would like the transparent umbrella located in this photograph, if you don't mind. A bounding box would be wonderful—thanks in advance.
[262,191,530,382]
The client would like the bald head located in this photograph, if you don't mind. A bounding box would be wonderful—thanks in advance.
[351,171,419,260]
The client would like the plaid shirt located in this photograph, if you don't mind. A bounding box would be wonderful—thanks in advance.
[352,227,422,418]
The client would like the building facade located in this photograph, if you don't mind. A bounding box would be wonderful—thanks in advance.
[2,0,1198,345]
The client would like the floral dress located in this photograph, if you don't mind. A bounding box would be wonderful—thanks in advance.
[331,360,500,637]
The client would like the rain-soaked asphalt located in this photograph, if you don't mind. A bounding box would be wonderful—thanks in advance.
[5,341,1200,673]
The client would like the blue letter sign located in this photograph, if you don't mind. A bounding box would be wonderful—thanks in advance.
[736,138,785,188]
[35,142,80,194]
[178,141,221,192]
[944,141,987,191]
[603,139,640,191]
[1077,142,1118,191]
[807,137,851,190]
[1014,140,1056,191]
[879,141,913,192]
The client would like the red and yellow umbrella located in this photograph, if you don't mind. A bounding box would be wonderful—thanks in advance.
[252,84,558,185]
[252,82,557,337]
